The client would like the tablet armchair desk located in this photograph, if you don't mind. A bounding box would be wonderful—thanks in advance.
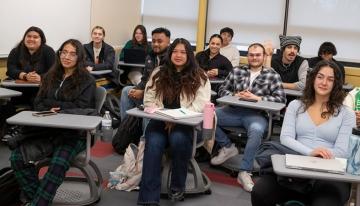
[0,87,22,98]
[216,95,286,140]
[6,111,103,205]
[126,108,211,195]
[272,154,360,206]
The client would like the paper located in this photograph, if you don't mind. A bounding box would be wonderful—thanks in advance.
[155,108,202,119]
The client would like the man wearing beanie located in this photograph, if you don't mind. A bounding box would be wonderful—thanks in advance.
[265,35,309,91]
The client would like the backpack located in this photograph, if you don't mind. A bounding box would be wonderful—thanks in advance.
[108,139,144,191]
[0,167,20,204]
[101,93,121,128]
[112,115,142,154]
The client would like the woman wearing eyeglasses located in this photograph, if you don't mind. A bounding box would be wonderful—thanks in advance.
[10,39,96,206]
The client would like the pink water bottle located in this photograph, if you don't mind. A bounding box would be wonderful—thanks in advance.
[202,102,215,140]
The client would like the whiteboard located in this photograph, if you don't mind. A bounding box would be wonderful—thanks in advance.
[0,0,91,57]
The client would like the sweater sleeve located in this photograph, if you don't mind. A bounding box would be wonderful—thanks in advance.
[119,40,132,61]
[295,60,309,90]
[280,100,313,155]
[329,107,355,158]
[6,48,22,79]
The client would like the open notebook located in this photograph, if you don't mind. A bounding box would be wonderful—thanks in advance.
[155,108,202,120]
[285,154,347,174]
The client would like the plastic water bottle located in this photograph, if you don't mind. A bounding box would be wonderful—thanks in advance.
[355,89,360,111]
[101,111,113,142]
[347,128,360,175]
[202,102,215,140]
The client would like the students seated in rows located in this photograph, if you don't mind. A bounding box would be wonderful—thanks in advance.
[84,26,115,72]
[10,39,96,206]
[119,24,150,85]
[219,27,240,67]
[252,60,355,206]
[196,34,233,80]
[265,35,309,91]
[120,27,170,121]
[210,43,286,192]
[308,41,345,82]
[138,38,210,206]
[6,26,55,105]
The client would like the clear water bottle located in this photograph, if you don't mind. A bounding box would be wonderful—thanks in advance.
[101,111,113,142]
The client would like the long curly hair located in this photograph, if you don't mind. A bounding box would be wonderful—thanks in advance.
[148,38,207,104]
[37,39,89,100]
[300,60,345,118]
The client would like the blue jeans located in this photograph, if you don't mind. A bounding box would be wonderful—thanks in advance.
[138,120,193,205]
[120,86,143,121]
[215,105,267,171]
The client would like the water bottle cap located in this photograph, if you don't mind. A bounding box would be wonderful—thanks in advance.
[352,127,360,136]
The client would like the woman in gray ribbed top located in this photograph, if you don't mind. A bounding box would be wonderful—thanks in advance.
[252,60,355,206]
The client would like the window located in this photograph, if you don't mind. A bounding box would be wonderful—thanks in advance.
[206,0,285,50]
[142,0,199,43]
[287,0,360,62]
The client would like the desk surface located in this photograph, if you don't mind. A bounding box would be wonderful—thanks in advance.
[118,61,145,68]
[7,111,102,130]
[90,70,112,75]
[271,154,360,183]
[284,89,303,97]
[216,95,285,112]
[1,80,40,87]
[209,78,225,84]
[0,87,22,98]
[126,108,203,126]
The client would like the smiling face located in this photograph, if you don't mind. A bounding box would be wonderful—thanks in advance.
[60,43,78,69]
[171,43,187,71]
[151,32,169,54]
[247,45,265,69]
[314,66,334,98]
[134,28,144,43]
[209,36,222,56]
[91,28,104,44]
[24,31,41,52]
[282,44,299,64]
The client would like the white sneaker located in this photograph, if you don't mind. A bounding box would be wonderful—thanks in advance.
[210,144,238,165]
[237,171,254,192]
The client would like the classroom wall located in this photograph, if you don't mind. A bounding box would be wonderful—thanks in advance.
[0,0,142,80]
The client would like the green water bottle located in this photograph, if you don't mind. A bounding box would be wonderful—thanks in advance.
[355,88,360,111]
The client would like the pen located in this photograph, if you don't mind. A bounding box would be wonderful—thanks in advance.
[179,109,186,114]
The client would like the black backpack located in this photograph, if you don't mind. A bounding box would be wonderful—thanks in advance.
[100,94,121,128]
[0,167,20,204]
[112,115,142,154]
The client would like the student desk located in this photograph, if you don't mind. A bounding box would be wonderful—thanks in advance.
[90,70,112,76]
[126,108,211,194]
[0,87,22,98]
[216,95,286,140]
[6,111,103,205]
[118,60,145,68]
[1,80,40,87]
[209,77,225,84]
[284,89,303,97]
[272,154,360,206]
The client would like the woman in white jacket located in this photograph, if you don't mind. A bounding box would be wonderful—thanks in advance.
[137,38,210,206]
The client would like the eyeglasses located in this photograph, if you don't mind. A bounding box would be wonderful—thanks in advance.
[59,50,77,59]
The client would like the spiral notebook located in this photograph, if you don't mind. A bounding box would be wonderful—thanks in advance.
[155,108,202,119]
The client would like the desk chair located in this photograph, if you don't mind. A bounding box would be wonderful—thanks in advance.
[36,86,107,205]
[160,126,212,195]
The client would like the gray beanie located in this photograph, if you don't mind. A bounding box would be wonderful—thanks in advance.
[279,35,302,49]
